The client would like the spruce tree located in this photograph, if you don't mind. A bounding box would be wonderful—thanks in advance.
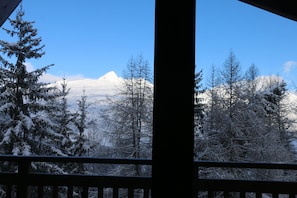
[72,90,91,174]
[0,7,61,157]
[263,76,288,143]
[50,78,76,156]
[74,90,91,158]
[194,68,205,134]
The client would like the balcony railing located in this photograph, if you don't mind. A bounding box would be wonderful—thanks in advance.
[0,155,152,198]
[194,161,297,198]
[1,155,297,197]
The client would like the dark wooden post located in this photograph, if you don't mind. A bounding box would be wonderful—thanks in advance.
[18,159,30,198]
[152,1,196,197]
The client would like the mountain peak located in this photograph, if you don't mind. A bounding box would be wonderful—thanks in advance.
[98,71,118,81]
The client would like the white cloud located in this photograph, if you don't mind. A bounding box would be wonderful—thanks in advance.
[24,62,85,83]
[283,61,297,74]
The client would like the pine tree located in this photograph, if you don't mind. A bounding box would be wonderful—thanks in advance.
[0,7,61,157]
[72,90,91,174]
[195,65,223,162]
[50,78,76,156]
[193,68,206,160]
[74,89,91,158]
[194,68,205,135]
[244,64,259,100]
[263,76,288,143]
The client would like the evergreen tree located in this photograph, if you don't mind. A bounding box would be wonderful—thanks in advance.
[0,7,62,157]
[73,89,91,159]
[196,64,227,161]
[193,68,206,159]
[263,76,289,143]
[244,64,259,101]
[51,78,76,156]
[194,68,205,135]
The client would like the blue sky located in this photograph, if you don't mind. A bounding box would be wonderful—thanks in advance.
[197,1,297,89]
[1,0,155,81]
[1,1,297,88]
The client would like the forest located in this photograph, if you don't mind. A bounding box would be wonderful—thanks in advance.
[1,6,297,192]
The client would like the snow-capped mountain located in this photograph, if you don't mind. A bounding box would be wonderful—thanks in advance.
[53,71,123,108]
[53,72,297,132]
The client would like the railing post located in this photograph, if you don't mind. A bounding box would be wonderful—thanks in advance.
[81,186,88,198]
[17,159,30,198]
[194,163,199,198]
[240,192,245,198]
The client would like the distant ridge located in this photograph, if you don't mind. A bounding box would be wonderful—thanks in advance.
[52,71,123,107]
[49,73,297,134]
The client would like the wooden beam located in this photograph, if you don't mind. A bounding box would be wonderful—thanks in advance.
[152,0,195,197]
[239,0,297,22]
[0,0,21,27]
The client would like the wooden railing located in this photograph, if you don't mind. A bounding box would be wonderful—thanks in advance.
[194,161,297,198]
[1,155,297,197]
[0,155,152,198]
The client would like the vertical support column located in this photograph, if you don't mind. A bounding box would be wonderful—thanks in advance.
[152,1,196,197]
